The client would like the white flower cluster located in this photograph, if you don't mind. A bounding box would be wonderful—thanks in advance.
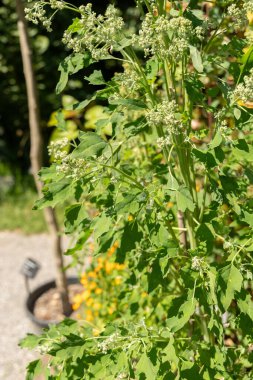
[133,14,193,60]
[62,4,124,60]
[227,1,253,30]
[25,2,52,32]
[227,4,248,29]
[231,69,253,103]
[48,137,69,160]
[56,156,89,180]
[157,135,171,149]
[49,0,64,10]
[97,332,120,354]
[146,100,182,133]
[191,256,206,272]
[114,64,141,97]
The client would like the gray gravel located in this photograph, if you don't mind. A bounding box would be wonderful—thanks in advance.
[0,232,74,380]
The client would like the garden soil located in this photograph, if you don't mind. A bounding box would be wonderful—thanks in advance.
[0,231,74,380]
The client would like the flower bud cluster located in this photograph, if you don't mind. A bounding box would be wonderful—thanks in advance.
[157,135,171,149]
[146,100,182,134]
[48,137,69,160]
[231,69,253,103]
[227,4,248,29]
[62,4,124,60]
[25,2,52,32]
[56,156,89,180]
[97,332,120,353]
[114,64,141,97]
[227,1,253,30]
[133,14,193,60]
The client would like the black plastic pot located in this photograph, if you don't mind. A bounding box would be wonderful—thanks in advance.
[26,277,78,328]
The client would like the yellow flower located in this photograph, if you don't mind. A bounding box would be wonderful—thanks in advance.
[80,277,88,286]
[114,276,122,286]
[247,11,253,25]
[73,293,83,305]
[87,271,97,279]
[88,281,97,290]
[128,214,134,222]
[166,1,172,13]
[115,263,125,271]
[72,302,80,311]
[94,263,103,273]
[166,201,174,209]
[105,261,115,274]
[81,290,91,301]
[95,288,103,295]
[93,328,100,336]
[108,305,116,315]
[93,302,102,311]
[85,309,93,322]
[86,298,94,307]
[237,99,253,109]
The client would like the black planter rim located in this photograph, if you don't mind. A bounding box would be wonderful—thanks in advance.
[26,276,78,328]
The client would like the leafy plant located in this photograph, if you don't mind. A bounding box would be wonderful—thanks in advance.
[21,0,253,379]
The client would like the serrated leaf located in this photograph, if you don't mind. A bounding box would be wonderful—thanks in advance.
[176,186,195,212]
[19,334,41,349]
[238,293,253,320]
[84,70,105,85]
[92,212,112,240]
[136,353,158,380]
[64,204,89,234]
[25,360,43,380]
[72,132,107,158]
[167,291,196,332]
[56,53,93,94]
[34,179,73,209]
[220,264,243,310]
[162,336,179,366]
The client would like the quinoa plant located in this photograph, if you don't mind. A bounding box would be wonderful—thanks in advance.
[21,1,253,378]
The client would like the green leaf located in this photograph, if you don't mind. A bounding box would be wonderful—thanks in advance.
[167,291,196,332]
[109,97,147,110]
[92,212,112,240]
[176,186,195,212]
[72,132,107,158]
[242,210,253,227]
[238,292,253,320]
[239,46,253,80]
[136,353,158,380]
[64,204,89,234]
[189,45,203,73]
[207,267,218,305]
[84,70,105,85]
[19,334,41,349]
[119,222,143,260]
[192,148,217,168]
[234,107,242,120]
[209,132,222,149]
[220,264,243,310]
[25,360,43,380]
[56,52,93,94]
[34,179,73,209]
[196,223,215,251]
[146,58,159,81]
[162,336,179,366]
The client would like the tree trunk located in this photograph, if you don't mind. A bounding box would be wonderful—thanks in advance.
[16,0,71,315]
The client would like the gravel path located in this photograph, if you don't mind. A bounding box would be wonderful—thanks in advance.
[0,232,74,380]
